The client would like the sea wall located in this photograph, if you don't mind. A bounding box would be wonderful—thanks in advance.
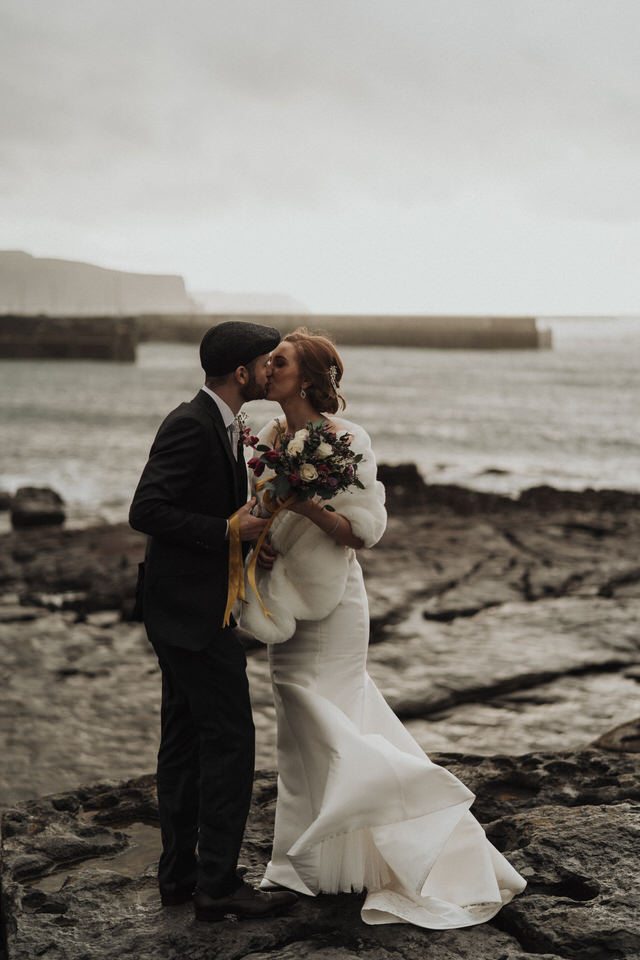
[0,315,137,362]
[0,313,552,360]
[136,312,552,348]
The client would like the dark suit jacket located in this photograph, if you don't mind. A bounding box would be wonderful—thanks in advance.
[129,390,248,650]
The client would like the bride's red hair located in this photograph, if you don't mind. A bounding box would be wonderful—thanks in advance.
[283,327,346,414]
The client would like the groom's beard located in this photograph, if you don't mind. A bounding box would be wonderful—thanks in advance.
[240,372,267,402]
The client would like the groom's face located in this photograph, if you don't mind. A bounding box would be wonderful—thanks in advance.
[240,352,271,401]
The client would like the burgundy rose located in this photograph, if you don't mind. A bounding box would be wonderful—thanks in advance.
[248,457,265,477]
[288,473,301,487]
[263,448,280,463]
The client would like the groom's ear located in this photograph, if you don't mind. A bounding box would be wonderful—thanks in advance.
[234,365,249,385]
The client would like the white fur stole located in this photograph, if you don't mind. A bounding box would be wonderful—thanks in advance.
[239,417,386,644]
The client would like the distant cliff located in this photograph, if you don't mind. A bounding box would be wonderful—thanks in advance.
[0,251,197,316]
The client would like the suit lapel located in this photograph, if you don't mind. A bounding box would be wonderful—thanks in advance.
[193,391,237,478]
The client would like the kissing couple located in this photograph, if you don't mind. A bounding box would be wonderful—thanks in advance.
[130,321,525,929]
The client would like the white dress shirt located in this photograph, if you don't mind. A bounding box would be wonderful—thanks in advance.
[201,385,237,449]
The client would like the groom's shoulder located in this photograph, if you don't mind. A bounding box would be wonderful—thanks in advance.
[158,395,210,432]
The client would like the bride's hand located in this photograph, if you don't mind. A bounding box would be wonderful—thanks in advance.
[256,539,278,570]
[277,495,314,517]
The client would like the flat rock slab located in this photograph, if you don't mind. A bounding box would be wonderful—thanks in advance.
[2,592,639,805]
[247,594,640,764]
[366,595,640,718]
[361,509,640,638]
[403,669,640,755]
[0,613,160,805]
[2,749,639,960]
[494,803,640,960]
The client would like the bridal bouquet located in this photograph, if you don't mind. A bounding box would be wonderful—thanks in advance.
[247,420,364,508]
[224,420,368,630]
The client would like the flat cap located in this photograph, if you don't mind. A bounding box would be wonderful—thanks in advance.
[200,320,281,377]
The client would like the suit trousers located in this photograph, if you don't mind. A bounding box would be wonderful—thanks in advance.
[149,627,255,898]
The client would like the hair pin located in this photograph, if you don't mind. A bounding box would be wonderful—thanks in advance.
[328,364,339,393]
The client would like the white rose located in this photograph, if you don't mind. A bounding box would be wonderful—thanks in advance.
[294,429,309,441]
[315,441,333,459]
[299,462,318,482]
[287,437,305,456]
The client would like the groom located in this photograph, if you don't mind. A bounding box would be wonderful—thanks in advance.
[129,320,297,922]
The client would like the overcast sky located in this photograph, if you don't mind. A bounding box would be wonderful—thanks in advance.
[1,0,639,314]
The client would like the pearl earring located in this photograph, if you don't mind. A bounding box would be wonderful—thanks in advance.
[300,387,307,399]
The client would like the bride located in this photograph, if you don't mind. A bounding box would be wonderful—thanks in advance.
[240,328,526,928]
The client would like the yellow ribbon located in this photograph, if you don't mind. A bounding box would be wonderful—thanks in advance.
[222,510,245,627]
[223,489,297,627]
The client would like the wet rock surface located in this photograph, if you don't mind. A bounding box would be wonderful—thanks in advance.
[1,482,640,956]
[2,748,639,960]
[1,487,640,798]
[0,613,160,804]
[0,521,144,617]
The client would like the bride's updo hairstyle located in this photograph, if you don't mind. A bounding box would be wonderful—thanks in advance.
[283,327,346,414]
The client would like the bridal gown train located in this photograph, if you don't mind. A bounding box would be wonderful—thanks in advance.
[261,557,526,927]
[243,417,526,928]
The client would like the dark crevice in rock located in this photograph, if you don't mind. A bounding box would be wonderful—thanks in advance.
[419,569,631,622]
[520,567,533,601]
[598,567,640,598]
[54,667,109,680]
[525,875,601,902]
[500,529,552,563]
[485,818,533,853]
[455,556,488,584]
[369,607,410,644]
[422,600,501,621]
[395,659,633,721]
[372,560,489,636]
[492,908,629,960]
[554,571,587,597]
[21,890,69,915]
[562,522,616,537]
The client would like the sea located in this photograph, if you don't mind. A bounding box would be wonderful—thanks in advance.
[0,317,638,528]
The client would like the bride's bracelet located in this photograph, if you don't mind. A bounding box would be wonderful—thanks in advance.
[327,512,341,535]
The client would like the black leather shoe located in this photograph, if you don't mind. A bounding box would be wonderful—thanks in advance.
[160,877,197,907]
[160,865,249,907]
[193,881,298,922]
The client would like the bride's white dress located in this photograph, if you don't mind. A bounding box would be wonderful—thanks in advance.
[241,417,526,928]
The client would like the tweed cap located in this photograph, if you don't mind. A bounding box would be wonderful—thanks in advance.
[199,320,281,376]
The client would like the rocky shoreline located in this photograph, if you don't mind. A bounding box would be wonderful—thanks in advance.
[2,740,639,960]
[1,473,639,958]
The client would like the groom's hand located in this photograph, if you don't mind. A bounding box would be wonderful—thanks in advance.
[236,498,268,541]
